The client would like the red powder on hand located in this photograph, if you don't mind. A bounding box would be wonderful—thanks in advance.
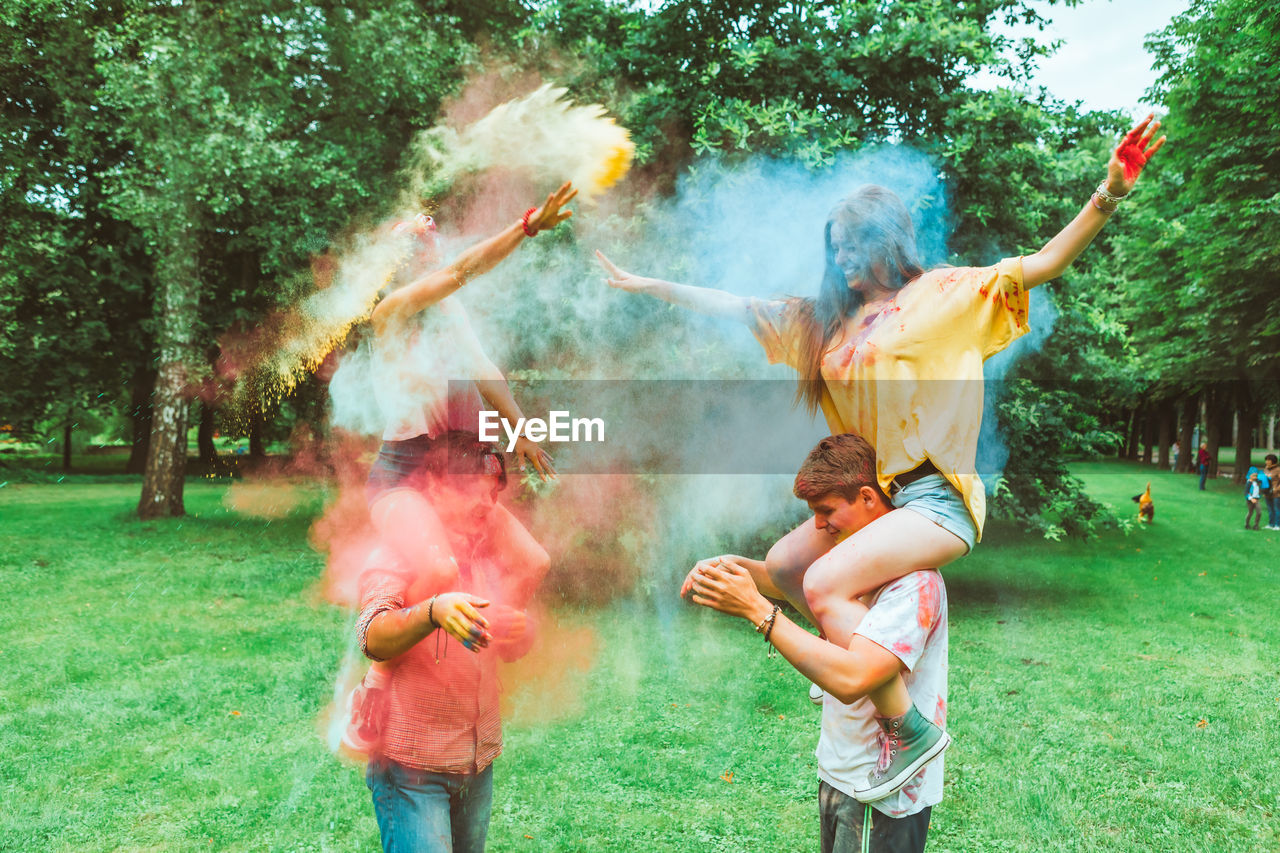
[1116,139,1146,183]
[1115,117,1163,183]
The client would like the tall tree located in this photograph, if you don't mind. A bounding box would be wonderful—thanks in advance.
[83,0,505,515]
[0,0,155,454]
[1109,0,1280,466]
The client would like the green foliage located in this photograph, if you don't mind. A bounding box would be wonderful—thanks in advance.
[0,0,155,434]
[990,379,1121,539]
[8,0,1269,531]
[1112,0,1280,383]
[5,0,536,508]
[534,0,1066,169]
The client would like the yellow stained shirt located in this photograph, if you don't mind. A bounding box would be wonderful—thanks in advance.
[750,257,1029,540]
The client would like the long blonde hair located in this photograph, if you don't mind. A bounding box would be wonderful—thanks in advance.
[788,186,924,413]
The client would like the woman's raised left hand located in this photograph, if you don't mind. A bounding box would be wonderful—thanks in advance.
[513,435,557,481]
[1106,113,1166,196]
[526,181,578,234]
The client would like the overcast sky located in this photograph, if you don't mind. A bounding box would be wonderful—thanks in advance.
[971,0,1192,114]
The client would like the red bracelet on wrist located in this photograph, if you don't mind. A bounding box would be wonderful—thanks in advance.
[521,207,538,237]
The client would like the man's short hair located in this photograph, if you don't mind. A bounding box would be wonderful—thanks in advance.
[424,430,507,488]
[793,433,887,503]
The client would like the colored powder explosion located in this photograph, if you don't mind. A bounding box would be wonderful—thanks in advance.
[407,84,635,204]
[216,72,1065,744]
[222,84,634,408]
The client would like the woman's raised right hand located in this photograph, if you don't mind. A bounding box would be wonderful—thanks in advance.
[595,250,652,294]
[431,592,492,651]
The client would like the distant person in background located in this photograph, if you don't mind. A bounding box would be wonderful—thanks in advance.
[1245,471,1262,530]
[1170,440,1180,473]
[1264,454,1280,531]
[1198,442,1212,490]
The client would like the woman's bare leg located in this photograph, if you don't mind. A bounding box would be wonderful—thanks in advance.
[484,503,551,607]
[841,596,913,716]
[368,487,460,604]
[764,519,838,628]
[766,512,927,721]
[802,507,967,649]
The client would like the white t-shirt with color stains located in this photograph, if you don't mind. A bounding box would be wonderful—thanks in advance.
[816,569,948,818]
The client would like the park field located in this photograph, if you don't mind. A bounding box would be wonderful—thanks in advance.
[1,460,1277,852]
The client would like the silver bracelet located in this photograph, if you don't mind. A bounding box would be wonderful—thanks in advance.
[1095,181,1129,205]
[1089,193,1117,215]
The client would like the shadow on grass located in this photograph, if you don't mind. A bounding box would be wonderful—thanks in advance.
[945,574,1096,609]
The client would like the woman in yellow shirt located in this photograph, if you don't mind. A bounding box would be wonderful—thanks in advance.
[597,116,1164,652]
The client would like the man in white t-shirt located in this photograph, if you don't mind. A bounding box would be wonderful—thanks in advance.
[685,433,947,852]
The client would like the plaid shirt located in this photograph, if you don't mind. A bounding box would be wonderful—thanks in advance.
[356,545,502,774]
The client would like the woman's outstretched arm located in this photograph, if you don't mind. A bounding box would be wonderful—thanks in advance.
[1022,114,1166,289]
[372,182,578,331]
[595,250,755,325]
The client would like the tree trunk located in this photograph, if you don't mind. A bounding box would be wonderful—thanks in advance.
[1156,400,1173,469]
[1205,384,1223,480]
[249,408,265,459]
[138,215,200,520]
[126,367,154,475]
[139,362,191,518]
[197,400,218,470]
[1141,403,1155,465]
[1178,393,1197,473]
[1233,383,1257,485]
[62,415,72,472]
[1126,408,1141,460]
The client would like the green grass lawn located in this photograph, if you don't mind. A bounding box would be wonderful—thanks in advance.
[1,461,1277,851]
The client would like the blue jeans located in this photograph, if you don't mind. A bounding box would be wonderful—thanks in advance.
[367,759,494,853]
[1268,495,1279,528]
[1199,464,1208,490]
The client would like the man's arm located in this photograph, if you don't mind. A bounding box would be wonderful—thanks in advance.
[363,591,493,661]
[681,554,784,601]
[759,613,902,705]
[690,559,901,704]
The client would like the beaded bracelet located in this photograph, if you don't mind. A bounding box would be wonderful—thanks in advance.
[755,604,780,657]
[521,207,539,237]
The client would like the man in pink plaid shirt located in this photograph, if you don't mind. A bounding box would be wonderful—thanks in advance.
[353,436,545,853]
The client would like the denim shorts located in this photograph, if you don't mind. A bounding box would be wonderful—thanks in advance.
[366,435,439,504]
[891,473,978,553]
[366,431,507,506]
